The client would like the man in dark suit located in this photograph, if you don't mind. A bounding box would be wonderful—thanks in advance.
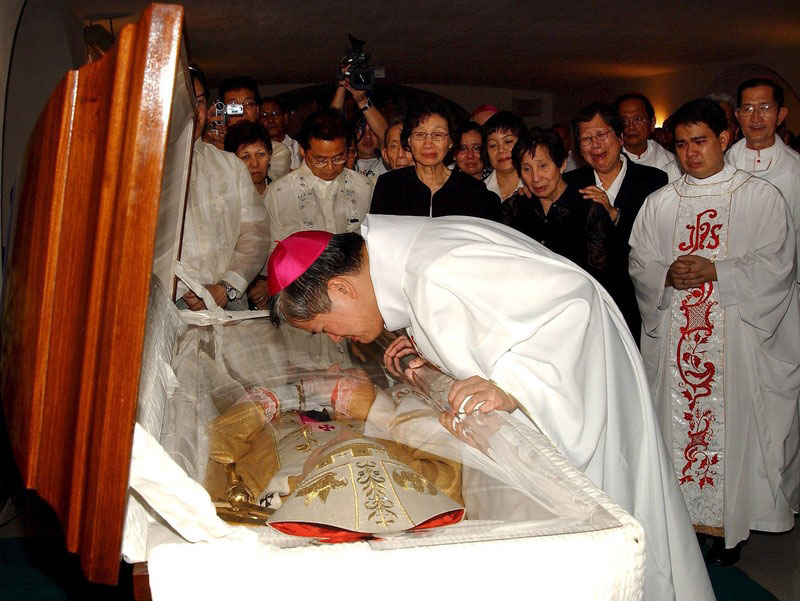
[564,103,668,344]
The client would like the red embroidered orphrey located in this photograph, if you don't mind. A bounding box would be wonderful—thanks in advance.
[676,282,720,489]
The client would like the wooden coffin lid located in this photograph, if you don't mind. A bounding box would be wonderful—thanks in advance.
[0,3,188,585]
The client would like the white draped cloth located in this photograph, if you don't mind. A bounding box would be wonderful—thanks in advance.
[629,165,800,549]
[362,213,715,601]
[726,137,800,284]
[178,139,268,299]
[626,139,683,181]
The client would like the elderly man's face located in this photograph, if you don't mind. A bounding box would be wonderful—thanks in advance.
[382,124,413,169]
[223,87,258,125]
[577,114,623,176]
[737,85,788,150]
[618,98,654,155]
[259,99,287,140]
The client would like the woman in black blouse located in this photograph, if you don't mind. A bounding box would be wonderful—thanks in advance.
[369,101,500,221]
[502,128,613,287]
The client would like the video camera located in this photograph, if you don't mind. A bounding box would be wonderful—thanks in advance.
[207,100,244,135]
[338,34,375,91]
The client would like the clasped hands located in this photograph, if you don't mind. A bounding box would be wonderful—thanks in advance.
[383,335,516,416]
[666,254,717,290]
[182,284,228,311]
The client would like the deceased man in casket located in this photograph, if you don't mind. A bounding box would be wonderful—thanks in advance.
[263,214,715,601]
[204,362,465,543]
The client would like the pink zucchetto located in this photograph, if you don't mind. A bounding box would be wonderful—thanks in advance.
[267,230,334,295]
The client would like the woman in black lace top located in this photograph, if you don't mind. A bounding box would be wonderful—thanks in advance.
[502,128,613,289]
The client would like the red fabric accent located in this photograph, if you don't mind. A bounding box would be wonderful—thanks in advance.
[269,509,464,543]
[410,509,465,531]
[266,230,333,295]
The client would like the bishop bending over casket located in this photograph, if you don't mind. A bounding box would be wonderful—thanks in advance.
[265,216,715,601]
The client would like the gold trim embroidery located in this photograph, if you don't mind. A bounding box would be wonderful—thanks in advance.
[392,468,437,496]
[356,461,397,527]
[296,472,348,506]
[293,426,318,453]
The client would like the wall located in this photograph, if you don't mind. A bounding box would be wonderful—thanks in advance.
[2,0,85,257]
[554,50,800,132]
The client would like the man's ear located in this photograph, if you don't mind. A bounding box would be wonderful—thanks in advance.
[719,130,730,152]
[299,146,305,158]
[327,276,357,300]
[778,106,789,127]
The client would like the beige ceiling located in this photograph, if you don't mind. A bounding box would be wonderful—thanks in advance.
[67,0,800,93]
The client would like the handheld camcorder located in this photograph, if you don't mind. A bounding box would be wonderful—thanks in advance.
[207,100,244,135]
[338,34,375,91]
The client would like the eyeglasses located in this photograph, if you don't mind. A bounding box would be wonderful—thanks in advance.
[578,128,614,147]
[308,156,347,167]
[456,144,482,154]
[621,116,649,127]
[737,103,777,117]
[259,110,283,118]
[410,130,449,142]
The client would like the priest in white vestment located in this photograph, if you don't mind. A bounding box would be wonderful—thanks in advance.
[725,78,800,285]
[630,98,800,565]
[265,218,715,600]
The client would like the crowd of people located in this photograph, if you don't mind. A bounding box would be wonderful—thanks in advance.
[181,63,799,600]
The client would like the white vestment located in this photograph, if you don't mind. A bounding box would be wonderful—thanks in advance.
[362,213,715,601]
[629,165,800,549]
[626,140,683,181]
[726,137,800,283]
[179,139,268,300]
[280,134,303,170]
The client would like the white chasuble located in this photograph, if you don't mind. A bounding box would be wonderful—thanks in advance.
[631,165,800,551]
[668,189,730,532]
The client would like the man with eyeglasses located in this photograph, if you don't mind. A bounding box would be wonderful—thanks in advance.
[726,78,800,285]
[259,97,302,169]
[218,76,291,181]
[615,92,682,181]
[264,108,372,256]
[564,103,668,344]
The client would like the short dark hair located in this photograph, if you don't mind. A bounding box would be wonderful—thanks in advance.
[482,111,527,140]
[297,108,350,150]
[260,96,285,112]
[189,63,209,99]
[223,121,273,154]
[267,232,366,326]
[665,98,727,137]
[401,100,456,151]
[572,103,623,146]
[511,127,567,175]
[737,78,784,108]
[218,76,260,104]
[614,92,655,120]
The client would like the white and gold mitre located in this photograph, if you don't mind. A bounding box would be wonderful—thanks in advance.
[268,437,464,542]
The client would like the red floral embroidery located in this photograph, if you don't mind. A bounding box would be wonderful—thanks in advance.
[678,209,722,253]
[676,282,720,489]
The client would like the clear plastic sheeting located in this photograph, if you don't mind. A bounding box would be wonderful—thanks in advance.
[157,316,622,545]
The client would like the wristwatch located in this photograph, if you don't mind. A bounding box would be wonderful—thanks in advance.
[217,280,238,300]
[360,97,373,111]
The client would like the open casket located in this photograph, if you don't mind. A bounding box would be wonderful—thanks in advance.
[1,4,645,599]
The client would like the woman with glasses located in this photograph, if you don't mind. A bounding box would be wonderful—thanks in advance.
[483,111,528,201]
[452,121,491,180]
[502,129,612,287]
[370,101,500,220]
